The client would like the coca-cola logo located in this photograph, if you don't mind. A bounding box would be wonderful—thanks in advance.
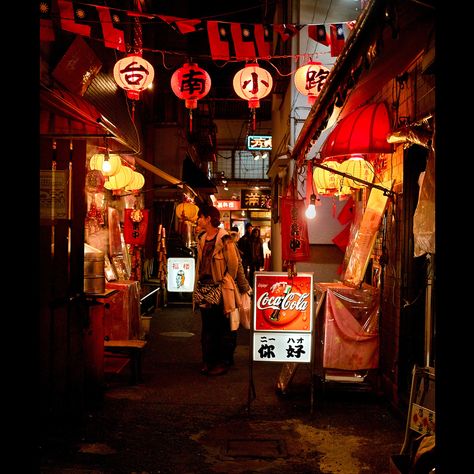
[257,281,310,327]
[256,292,309,311]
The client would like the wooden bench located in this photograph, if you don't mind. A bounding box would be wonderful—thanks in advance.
[104,339,147,384]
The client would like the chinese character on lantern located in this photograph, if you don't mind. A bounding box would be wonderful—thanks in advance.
[113,54,154,101]
[171,62,211,132]
[294,61,330,105]
[233,63,273,131]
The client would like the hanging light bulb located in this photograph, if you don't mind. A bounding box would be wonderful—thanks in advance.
[89,153,122,177]
[305,194,317,219]
[102,153,111,174]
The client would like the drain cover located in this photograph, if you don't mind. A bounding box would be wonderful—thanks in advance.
[159,331,195,337]
[224,438,287,458]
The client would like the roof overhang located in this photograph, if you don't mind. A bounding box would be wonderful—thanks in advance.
[292,0,435,167]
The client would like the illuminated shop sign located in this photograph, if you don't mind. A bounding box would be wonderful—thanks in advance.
[253,272,314,363]
[241,189,272,210]
[167,258,195,293]
[247,135,272,150]
[216,200,241,210]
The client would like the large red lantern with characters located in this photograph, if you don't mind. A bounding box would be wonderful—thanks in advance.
[233,63,273,130]
[171,62,211,132]
[294,61,330,105]
[113,54,154,101]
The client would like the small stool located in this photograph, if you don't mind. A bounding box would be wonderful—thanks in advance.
[104,339,147,384]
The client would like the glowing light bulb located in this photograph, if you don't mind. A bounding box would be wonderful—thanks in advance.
[305,194,317,219]
[102,159,111,173]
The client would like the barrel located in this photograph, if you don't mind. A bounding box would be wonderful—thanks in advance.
[84,252,105,294]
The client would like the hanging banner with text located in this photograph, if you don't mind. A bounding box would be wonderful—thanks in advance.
[252,272,314,363]
[280,197,311,261]
[123,209,149,246]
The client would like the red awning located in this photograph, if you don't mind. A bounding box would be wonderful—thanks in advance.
[320,102,393,159]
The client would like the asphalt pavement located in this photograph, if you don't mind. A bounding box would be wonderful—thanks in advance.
[39,302,406,473]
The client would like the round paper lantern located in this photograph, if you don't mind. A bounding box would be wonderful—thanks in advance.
[113,54,154,100]
[89,153,122,177]
[339,155,375,189]
[171,63,211,109]
[233,63,273,109]
[176,202,199,222]
[171,62,211,132]
[313,159,341,194]
[104,165,133,190]
[125,171,145,191]
[294,62,330,105]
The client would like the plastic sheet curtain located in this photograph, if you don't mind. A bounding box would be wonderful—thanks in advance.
[317,283,380,370]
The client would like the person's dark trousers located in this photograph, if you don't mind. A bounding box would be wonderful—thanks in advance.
[200,303,234,368]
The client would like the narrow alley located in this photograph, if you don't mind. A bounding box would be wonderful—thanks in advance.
[39,303,406,474]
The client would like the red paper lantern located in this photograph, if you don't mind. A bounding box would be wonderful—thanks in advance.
[171,63,211,109]
[294,61,330,105]
[171,62,211,132]
[233,63,273,131]
[113,54,154,101]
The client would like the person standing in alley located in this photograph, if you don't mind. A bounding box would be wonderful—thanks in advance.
[249,227,264,286]
[237,222,253,281]
[194,205,240,376]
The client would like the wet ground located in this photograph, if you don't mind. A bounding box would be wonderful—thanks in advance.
[39,303,406,473]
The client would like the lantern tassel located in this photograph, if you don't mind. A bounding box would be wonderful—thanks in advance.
[252,109,256,132]
[189,109,193,133]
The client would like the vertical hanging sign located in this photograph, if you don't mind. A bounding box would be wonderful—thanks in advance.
[280,197,310,261]
[123,208,149,246]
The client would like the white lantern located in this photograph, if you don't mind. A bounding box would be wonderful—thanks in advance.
[339,155,375,189]
[113,55,155,100]
[233,63,273,109]
[313,160,341,194]
[125,171,145,191]
[294,62,330,105]
[104,166,133,190]
[89,153,122,177]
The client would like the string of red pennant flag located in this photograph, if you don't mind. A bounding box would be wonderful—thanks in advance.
[40,0,356,60]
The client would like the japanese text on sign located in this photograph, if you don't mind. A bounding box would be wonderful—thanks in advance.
[253,333,311,362]
[247,135,272,150]
[241,189,272,209]
[216,200,241,210]
[252,272,314,363]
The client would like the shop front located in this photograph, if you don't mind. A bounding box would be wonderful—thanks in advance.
[269,0,435,418]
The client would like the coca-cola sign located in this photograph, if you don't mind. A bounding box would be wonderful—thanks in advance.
[254,273,313,332]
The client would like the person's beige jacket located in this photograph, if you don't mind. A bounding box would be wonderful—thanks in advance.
[194,228,241,314]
